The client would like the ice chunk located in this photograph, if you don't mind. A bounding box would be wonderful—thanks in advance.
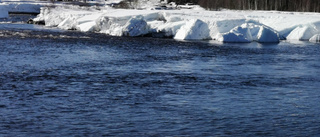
[34,6,98,27]
[75,13,102,32]
[156,21,185,37]
[240,22,280,42]
[122,15,149,37]
[309,34,320,43]
[174,19,210,40]
[77,13,102,25]
[212,19,247,33]
[286,25,319,40]
[218,25,252,43]
[58,17,77,30]
[210,19,246,39]
[256,26,280,43]
[148,20,165,31]
[218,23,280,43]
[218,32,251,43]
[77,21,96,32]
[96,16,127,36]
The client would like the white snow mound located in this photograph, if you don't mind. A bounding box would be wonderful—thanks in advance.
[96,16,127,36]
[156,21,185,37]
[77,21,96,32]
[122,15,149,36]
[286,25,319,40]
[174,19,210,40]
[255,25,280,43]
[218,23,280,43]
[58,17,77,30]
[309,34,320,43]
[218,25,252,43]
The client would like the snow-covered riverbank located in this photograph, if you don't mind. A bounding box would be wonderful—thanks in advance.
[33,5,320,43]
[2,3,320,43]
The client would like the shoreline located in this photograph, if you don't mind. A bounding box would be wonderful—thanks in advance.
[1,3,320,43]
[32,6,320,43]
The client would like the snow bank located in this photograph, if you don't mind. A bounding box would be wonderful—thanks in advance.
[33,6,320,43]
[34,6,97,27]
[309,34,320,43]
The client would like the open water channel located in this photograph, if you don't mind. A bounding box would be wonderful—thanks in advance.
[0,15,320,136]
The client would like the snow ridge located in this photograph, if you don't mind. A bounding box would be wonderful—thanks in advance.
[32,6,320,43]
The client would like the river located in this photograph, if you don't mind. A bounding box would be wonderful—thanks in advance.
[0,16,320,136]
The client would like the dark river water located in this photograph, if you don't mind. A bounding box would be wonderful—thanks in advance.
[0,22,320,136]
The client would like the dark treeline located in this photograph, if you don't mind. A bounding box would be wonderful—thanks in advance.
[168,0,320,12]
